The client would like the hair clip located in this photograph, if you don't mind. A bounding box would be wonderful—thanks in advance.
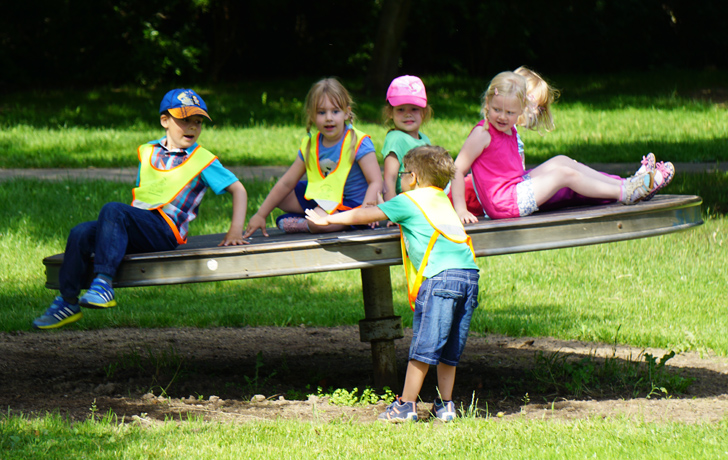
[494,88,499,96]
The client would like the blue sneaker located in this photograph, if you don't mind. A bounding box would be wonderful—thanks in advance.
[32,296,82,329]
[431,398,457,422]
[80,277,117,309]
[378,397,418,423]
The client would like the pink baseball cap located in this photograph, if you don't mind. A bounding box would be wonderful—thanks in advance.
[386,75,427,108]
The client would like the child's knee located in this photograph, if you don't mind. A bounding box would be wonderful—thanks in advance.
[98,202,126,220]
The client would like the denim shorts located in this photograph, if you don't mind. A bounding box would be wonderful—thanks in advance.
[409,268,480,367]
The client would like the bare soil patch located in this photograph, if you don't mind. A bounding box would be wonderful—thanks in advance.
[1,327,727,424]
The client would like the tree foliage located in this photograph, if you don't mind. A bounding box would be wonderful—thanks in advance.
[1,0,725,89]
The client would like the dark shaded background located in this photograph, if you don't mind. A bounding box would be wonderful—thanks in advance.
[2,0,726,92]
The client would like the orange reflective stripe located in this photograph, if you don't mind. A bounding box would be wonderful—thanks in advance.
[157,209,187,245]
[404,230,439,310]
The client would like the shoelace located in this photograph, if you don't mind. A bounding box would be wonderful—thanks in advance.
[653,162,673,183]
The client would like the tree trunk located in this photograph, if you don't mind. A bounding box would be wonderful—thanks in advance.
[209,0,242,83]
[364,0,413,94]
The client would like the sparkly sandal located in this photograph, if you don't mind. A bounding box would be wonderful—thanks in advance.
[644,161,675,201]
[276,213,309,233]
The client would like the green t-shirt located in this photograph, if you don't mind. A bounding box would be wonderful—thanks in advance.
[381,130,431,194]
[378,189,478,278]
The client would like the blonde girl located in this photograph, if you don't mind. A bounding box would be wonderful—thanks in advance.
[451,70,674,222]
[244,78,383,235]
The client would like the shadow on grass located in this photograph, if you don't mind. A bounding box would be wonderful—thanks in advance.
[2,70,727,129]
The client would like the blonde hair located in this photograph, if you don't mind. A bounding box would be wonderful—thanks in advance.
[403,145,455,189]
[481,71,529,123]
[381,103,434,129]
[302,78,357,162]
[514,66,560,133]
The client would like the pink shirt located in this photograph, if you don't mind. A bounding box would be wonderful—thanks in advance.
[470,120,524,219]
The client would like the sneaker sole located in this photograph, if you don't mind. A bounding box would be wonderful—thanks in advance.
[79,299,117,309]
[33,312,83,329]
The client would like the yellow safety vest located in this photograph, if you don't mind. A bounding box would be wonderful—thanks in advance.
[400,187,476,310]
[301,126,369,214]
[132,143,217,244]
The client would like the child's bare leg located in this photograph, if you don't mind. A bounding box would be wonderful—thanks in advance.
[530,155,622,204]
[277,190,305,213]
[401,359,429,402]
[436,363,457,401]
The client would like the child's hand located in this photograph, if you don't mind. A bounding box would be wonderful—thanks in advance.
[304,208,330,226]
[218,232,250,246]
[457,209,479,224]
[244,214,269,238]
[386,220,398,228]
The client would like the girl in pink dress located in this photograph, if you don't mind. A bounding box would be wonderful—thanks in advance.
[450,69,675,222]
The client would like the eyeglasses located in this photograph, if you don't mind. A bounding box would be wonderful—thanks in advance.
[398,171,412,177]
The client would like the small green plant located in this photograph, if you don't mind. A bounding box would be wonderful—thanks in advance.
[88,399,98,421]
[242,351,277,396]
[315,386,395,407]
[459,392,483,419]
[530,347,694,399]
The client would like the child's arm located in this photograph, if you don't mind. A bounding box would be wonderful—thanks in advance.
[358,153,384,207]
[382,153,400,201]
[219,180,249,246]
[305,206,387,227]
[452,126,490,224]
[244,158,307,237]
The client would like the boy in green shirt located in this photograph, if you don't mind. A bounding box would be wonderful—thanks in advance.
[306,145,479,422]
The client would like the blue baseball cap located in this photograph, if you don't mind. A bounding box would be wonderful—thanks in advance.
[159,89,212,121]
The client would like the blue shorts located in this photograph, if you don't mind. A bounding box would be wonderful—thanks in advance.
[409,268,480,367]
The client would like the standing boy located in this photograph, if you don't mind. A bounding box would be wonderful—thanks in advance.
[33,89,248,329]
[306,145,479,422]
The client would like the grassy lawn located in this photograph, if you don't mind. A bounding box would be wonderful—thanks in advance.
[1,70,727,458]
[1,70,727,168]
[3,414,727,459]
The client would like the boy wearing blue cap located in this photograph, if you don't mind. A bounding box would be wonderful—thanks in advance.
[32,89,248,329]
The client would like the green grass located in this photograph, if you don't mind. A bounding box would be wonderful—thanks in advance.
[1,171,727,354]
[2,70,727,168]
[2,412,727,459]
[2,71,727,456]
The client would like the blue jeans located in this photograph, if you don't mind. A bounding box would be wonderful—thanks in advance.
[59,202,178,298]
[409,269,480,367]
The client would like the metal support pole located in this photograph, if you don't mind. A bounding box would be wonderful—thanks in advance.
[360,265,403,390]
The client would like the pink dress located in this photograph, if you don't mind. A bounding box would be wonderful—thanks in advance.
[469,120,524,219]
